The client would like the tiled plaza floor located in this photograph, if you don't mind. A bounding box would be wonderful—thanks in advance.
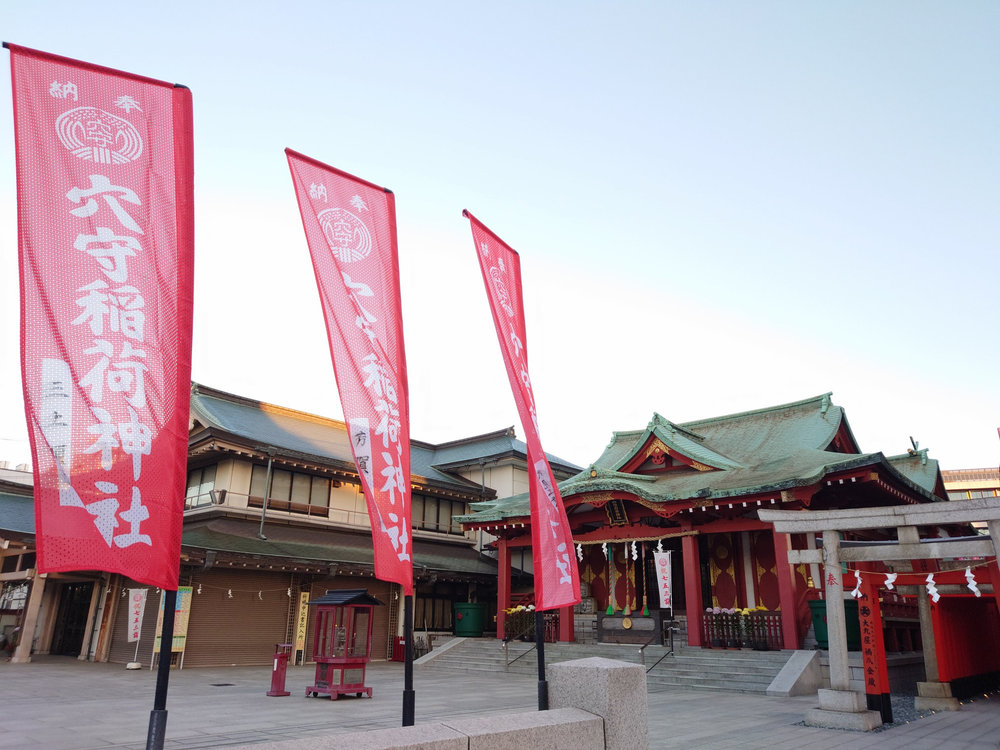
[2,656,998,749]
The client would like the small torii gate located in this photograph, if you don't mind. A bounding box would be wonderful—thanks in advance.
[759,496,1000,731]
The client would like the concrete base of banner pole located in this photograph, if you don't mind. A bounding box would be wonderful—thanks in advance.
[146,709,168,750]
[548,657,648,750]
[126,662,142,670]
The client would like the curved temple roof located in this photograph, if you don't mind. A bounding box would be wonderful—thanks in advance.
[457,393,944,525]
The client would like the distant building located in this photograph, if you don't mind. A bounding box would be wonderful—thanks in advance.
[942,466,998,534]
[942,467,1000,501]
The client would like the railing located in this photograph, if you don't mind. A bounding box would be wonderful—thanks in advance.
[639,620,678,673]
[501,610,559,669]
[183,489,372,526]
[185,489,467,535]
[702,611,782,650]
[502,639,535,670]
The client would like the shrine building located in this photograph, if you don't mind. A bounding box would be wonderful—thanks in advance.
[457,393,961,649]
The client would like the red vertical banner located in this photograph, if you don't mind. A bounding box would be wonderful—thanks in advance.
[286,149,412,594]
[858,576,891,723]
[464,210,580,611]
[8,45,194,589]
[654,551,672,609]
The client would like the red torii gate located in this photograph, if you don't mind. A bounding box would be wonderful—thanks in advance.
[760,497,1000,732]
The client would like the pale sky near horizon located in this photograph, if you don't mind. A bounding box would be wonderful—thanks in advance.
[1,2,998,474]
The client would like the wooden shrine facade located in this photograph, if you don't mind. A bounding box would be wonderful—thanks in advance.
[457,394,963,650]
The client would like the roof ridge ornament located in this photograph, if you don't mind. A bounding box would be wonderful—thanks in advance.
[907,437,928,465]
[820,393,831,415]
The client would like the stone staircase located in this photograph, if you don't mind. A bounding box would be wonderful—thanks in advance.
[418,637,793,694]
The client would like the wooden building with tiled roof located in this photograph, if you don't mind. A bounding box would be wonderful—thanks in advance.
[457,393,955,649]
[0,383,578,667]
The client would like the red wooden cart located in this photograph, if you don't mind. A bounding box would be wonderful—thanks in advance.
[305,589,383,700]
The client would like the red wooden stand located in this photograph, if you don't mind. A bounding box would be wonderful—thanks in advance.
[305,589,382,700]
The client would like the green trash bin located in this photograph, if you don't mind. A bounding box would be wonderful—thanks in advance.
[453,602,485,637]
[808,598,861,650]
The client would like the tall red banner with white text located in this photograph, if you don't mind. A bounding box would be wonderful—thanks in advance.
[464,210,580,611]
[8,45,194,589]
[287,149,413,594]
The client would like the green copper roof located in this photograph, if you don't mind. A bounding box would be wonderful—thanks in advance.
[456,394,944,525]
[609,413,744,471]
[886,450,941,495]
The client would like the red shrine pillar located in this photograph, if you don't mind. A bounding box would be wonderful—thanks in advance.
[559,604,575,642]
[773,531,800,650]
[682,534,703,647]
[496,538,511,640]
[991,563,1000,620]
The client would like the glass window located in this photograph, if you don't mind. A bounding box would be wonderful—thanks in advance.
[421,497,438,531]
[198,465,216,496]
[250,464,269,498]
[438,499,453,533]
[271,470,292,501]
[186,466,216,505]
[290,473,311,504]
[310,477,330,508]
[411,495,425,528]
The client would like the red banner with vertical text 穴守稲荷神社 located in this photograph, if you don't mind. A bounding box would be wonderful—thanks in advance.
[286,149,413,594]
[9,45,194,590]
[464,210,580,611]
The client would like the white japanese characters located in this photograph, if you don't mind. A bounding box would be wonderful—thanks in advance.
[37,81,157,550]
[55,106,143,165]
[654,550,672,609]
[318,191,409,564]
[478,235,575,595]
[319,207,373,263]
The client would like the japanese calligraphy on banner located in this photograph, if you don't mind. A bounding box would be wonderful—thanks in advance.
[295,592,310,655]
[127,588,147,643]
[286,149,412,594]
[654,551,672,609]
[463,210,580,611]
[857,579,890,699]
[8,45,195,590]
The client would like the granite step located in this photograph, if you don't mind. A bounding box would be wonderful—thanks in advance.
[419,638,792,694]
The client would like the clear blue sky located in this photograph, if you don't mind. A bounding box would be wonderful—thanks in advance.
[2,1,998,471]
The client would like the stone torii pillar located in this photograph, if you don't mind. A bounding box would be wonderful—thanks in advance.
[898,525,959,712]
[802,530,881,730]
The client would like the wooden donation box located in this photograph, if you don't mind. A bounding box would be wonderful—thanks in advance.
[305,589,383,700]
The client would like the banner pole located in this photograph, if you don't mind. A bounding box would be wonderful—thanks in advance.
[402,594,415,726]
[146,588,176,750]
[535,610,548,710]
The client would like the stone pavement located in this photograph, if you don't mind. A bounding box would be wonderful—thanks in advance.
[1,656,998,749]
